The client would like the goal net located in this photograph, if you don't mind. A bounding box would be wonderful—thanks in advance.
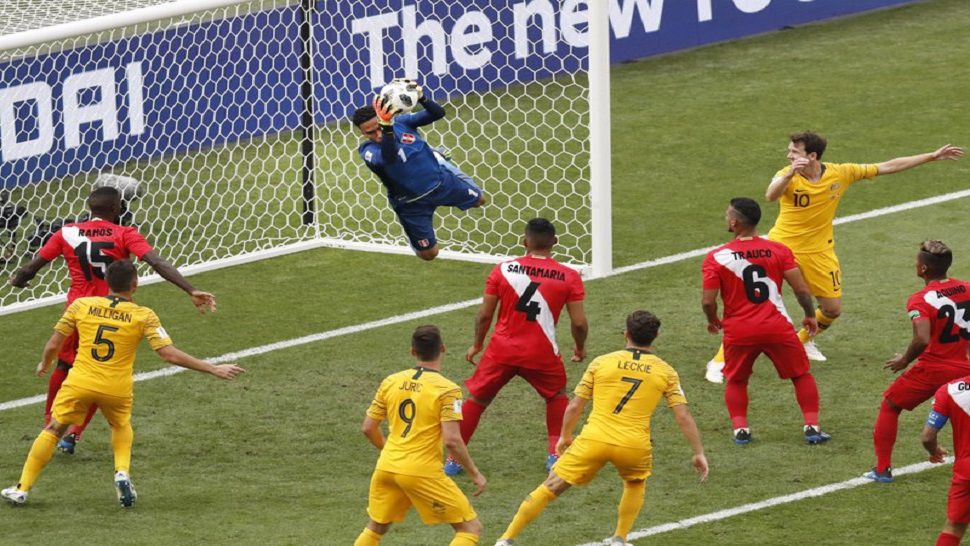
[0,0,607,314]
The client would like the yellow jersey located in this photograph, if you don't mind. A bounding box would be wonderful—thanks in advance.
[54,296,173,398]
[366,366,463,478]
[767,162,878,254]
[574,349,686,450]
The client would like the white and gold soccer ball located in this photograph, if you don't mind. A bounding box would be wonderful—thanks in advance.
[379,79,421,114]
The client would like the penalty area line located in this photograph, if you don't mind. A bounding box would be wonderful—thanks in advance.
[574,457,954,545]
[1,187,969,413]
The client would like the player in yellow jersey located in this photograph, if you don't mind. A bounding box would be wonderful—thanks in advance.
[706,132,964,382]
[355,325,487,546]
[1,260,244,507]
[494,311,708,546]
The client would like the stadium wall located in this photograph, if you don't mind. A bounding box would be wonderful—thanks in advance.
[0,0,919,188]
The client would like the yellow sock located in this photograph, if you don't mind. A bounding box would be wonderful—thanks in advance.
[111,423,134,474]
[798,309,837,343]
[615,480,647,538]
[17,430,59,491]
[712,344,725,364]
[449,531,479,546]
[353,527,382,546]
[501,484,557,539]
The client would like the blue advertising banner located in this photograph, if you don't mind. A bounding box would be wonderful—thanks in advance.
[0,0,919,188]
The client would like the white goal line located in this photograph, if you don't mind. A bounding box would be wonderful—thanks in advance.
[1,187,967,415]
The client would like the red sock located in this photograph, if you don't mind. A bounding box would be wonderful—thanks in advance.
[937,532,961,546]
[44,366,69,425]
[874,399,901,472]
[459,399,487,446]
[68,404,99,440]
[791,373,820,426]
[545,395,568,454]
[724,380,749,429]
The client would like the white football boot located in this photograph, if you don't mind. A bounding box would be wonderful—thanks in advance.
[114,471,137,508]
[803,340,827,362]
[1,486,28,505]
[705,359,724,383]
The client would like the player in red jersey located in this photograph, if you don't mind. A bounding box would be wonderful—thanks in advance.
[864,240,970,483]
[446,218,588,475]
[9,187,216,454]
[923,375,970,546]
[702,198,830,445]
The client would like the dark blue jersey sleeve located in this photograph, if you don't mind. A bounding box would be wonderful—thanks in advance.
[397,98,446,129]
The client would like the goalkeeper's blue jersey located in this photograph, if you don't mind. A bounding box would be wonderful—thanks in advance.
[358,106,445,200]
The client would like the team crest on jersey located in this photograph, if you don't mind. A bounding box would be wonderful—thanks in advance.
[401,133,416,144]
[830,183,841,191]
[417,239,430,248]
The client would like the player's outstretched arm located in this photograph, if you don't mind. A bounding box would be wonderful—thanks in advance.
[556,395,587,455]
[441,421,487,496]
[360,416,386,450]
[36,331,69,377]
[885,319,931,373]
[701,288,722,334]
[566,301,588,362]
[141,251,216,313]
[876,144,964,175]
[155,345,244,379]
[10,256,51,288]
[782,268,818,336]
[672,404,709,482]
[466,295,498,364]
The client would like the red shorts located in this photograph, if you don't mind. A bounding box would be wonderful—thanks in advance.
[884,363,970,411]
[723,332,809,383]
[57,329,79,365]
[949,476,970,523]
[465,353,566,401]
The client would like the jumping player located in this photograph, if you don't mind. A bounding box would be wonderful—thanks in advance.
[706,133,963,381]
[865,240,970,483]
[448,218,588,475]
[9,187,216,454]
[352,80,486,261]
[922,374,970,546]
[702,198,830,444]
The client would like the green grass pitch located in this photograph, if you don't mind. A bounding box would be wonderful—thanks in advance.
[1,0,970,543]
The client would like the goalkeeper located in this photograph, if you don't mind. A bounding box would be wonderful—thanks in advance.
[352,81,486,261]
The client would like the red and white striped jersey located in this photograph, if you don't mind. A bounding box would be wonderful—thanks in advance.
[908,278,970,366]
[482,255,585,368]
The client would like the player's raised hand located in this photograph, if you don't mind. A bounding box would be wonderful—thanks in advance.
[790,157,810,175]
[884,353,908,373]
[555,435,573,456]
[932,144,965,161]
[465,345,482,365]
[469,471,487,497]
[372,94,400,126]
[693,453,709,482]
[802,316,818,337]
[929,445,949,464]
[189,290,217,314]
[211,363,245,380]
[394,78,424,101]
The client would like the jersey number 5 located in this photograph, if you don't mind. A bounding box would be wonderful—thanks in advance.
[515,282,542,322]
[91,325,120,362]
[73,241,116,281]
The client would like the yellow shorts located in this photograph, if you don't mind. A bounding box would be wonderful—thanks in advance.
[795,250,842,299]
[553,437,652,486]
[52,382,132,427]
[367,469,477,525]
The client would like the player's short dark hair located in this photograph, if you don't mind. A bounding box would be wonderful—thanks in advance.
[412,325,443,361]
[352,105,377,127]
[87,187,121,218]
[790,131,827,160]
[729,197,761,227]
[106,260,138,293]
[525,218,557,250]
[627,310,661,346]
[919,240,953,277]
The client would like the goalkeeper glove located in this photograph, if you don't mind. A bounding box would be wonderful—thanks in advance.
[372,95,400,126]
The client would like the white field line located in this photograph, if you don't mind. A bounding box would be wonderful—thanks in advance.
[575,457,955,546]
[1,187,968,414]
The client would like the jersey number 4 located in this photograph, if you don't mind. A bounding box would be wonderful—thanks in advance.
[73,241,116,281]
[515,282,542,321]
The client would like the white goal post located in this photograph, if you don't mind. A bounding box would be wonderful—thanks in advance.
[0,0,612,315]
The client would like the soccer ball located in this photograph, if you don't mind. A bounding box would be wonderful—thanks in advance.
[379,79,421,114]
[93,173,145,201]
